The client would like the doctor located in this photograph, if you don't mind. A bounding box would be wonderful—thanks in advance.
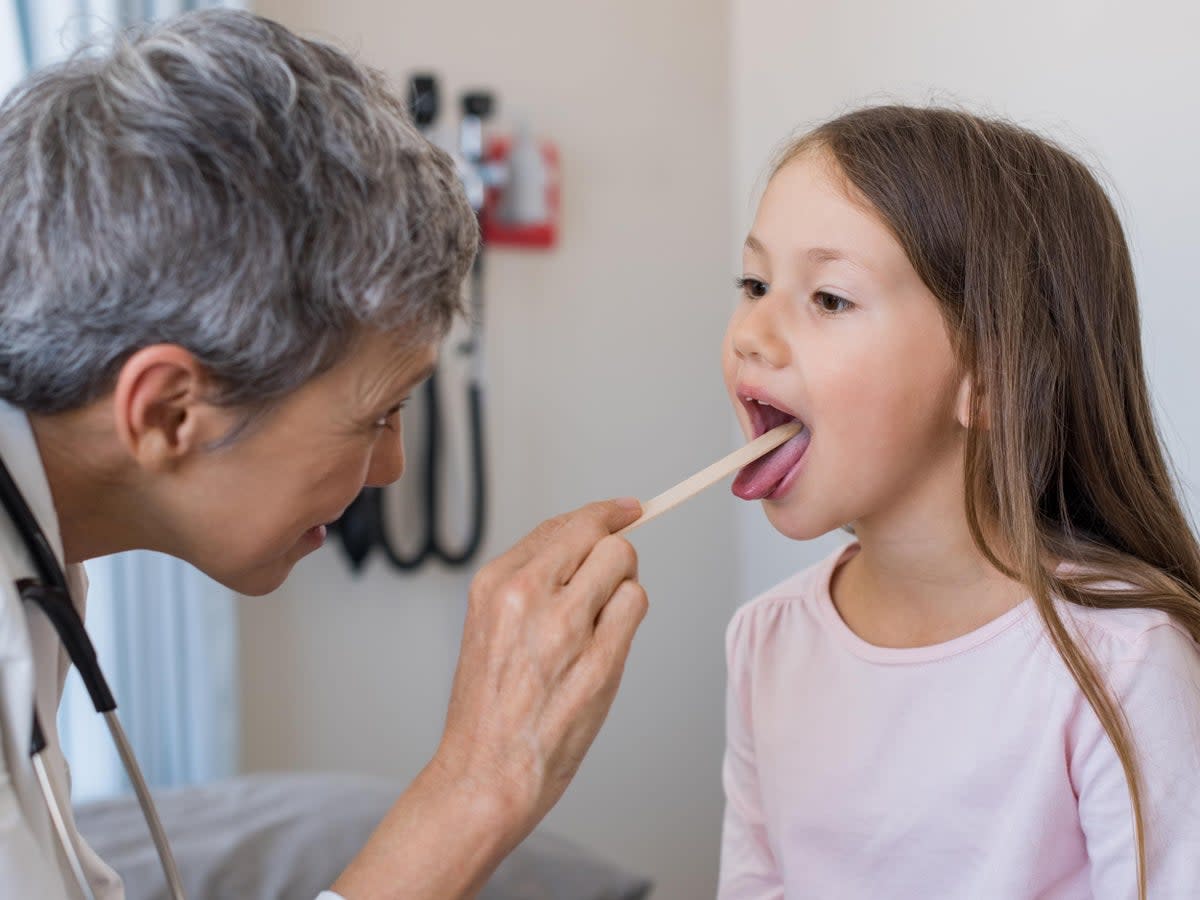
[0,9,648,900]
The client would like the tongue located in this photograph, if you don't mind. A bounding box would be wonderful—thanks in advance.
[732,428,809,500]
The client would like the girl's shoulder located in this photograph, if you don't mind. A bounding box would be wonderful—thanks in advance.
[1055,595,1197,672]
[726,542,856,655]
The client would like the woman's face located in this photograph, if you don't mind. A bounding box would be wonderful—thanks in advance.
[721,149,966,541]
[168,331,437,595]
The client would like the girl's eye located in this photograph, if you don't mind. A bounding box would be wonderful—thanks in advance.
[814,291,852,314]
[735,276,769,300]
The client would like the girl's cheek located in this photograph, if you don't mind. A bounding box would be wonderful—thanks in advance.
[817,362,889,437]
[720,338,740,387]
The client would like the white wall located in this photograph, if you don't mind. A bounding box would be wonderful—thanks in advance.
[733,0,1200,598]
[242,2,734,898]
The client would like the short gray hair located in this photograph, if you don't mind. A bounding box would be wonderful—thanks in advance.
[0,9,476,415]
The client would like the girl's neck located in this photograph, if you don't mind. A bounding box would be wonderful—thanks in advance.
[831,468,1029,649]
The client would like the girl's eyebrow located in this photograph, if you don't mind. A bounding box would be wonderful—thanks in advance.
[745,233,870,273]
[806,246,869,272]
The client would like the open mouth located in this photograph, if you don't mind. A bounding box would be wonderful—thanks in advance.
[302,514,341,546]
[734,394,811,501]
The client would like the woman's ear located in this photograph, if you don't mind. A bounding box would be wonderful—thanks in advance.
[112,345,227,471]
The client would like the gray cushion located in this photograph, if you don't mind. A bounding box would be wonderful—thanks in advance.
[75,772,652,900]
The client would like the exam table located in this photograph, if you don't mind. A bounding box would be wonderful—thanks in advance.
[75,772,653,900]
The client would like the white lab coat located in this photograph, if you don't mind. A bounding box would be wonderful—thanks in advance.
[0,399,123,898]
[0,400,351,900]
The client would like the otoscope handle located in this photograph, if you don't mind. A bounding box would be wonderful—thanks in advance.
[408,73,439,128]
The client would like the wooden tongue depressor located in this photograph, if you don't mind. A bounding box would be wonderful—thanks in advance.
[618,420,802,536]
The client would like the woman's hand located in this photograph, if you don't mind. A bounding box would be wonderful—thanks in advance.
[332,498,647,900]
[436,497,647,826]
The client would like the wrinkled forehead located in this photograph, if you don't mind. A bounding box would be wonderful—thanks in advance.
[318,328,439,411]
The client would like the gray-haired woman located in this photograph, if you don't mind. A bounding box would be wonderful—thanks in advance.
[0,10,646,899]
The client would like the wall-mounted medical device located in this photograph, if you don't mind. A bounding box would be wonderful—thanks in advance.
[332,74,558,573]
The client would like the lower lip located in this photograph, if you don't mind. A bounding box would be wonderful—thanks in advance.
[302,524,328,548]
[765,437,810,501]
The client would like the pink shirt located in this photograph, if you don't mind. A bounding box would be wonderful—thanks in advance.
[719,543,1200,899]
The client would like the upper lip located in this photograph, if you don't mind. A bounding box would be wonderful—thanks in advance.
[735,383,804,437]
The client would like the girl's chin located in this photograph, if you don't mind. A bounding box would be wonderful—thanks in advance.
[763,507,837,542]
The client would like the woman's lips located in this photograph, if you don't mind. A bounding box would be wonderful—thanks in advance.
[301,523,329,547]
[302,506,349,549]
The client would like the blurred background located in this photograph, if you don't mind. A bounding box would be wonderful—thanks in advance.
[2,1,1196,898]
[240,2,736,898]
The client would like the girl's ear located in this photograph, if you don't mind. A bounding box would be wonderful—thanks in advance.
[955,375,987,430]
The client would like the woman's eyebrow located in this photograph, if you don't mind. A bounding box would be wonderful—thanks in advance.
[376,362,437,413]
[407,361,437,388]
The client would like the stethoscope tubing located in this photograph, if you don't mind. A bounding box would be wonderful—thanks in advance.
[31,749,94,900]
[105,708,187,899]
[0,455,186,900]
[380,372,487,569]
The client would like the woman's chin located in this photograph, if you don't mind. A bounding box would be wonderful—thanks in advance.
[219,530,332,595]
[235,571,291,597]
[203,554,297,597]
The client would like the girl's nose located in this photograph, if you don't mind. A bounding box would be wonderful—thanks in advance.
[730,293,791,368]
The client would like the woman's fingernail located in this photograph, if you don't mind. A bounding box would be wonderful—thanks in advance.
[616,496,642,510]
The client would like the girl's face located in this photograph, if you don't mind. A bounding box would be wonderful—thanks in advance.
[722,149,968,540]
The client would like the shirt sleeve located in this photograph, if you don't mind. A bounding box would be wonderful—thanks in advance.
[717,605,784,900]
[315,893,346,899]
[1070,622,1200,899]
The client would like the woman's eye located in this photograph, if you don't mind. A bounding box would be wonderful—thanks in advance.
[814,291,852,313]
[735,276,769,300]
[374,401,408,430]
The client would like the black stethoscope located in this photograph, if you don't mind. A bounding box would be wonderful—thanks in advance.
[0,454,186,900]
[332,243,488,574]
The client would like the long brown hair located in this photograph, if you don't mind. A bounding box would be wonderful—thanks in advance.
[777,105,1200,898]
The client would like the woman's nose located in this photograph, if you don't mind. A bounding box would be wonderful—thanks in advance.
[730,293,791,368]
[365,426,406,487]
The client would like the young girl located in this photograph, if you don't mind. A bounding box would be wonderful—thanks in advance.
[719,105,1200,899]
